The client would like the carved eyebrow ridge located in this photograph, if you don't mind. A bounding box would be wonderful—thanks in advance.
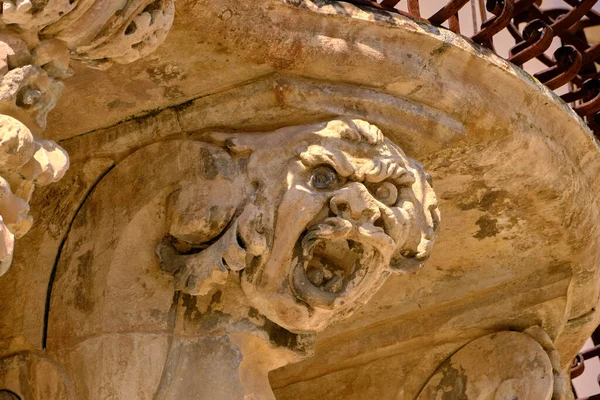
[360,157,415,185]
[298,145,355,177]
[299,146,415,186]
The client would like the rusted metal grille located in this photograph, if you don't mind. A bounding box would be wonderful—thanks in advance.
[345,0,600,139]
[571,325,600,399]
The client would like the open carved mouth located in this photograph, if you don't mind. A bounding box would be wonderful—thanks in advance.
[291,218,387,310]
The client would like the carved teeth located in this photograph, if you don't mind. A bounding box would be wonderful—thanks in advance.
[300,236,368,297]
[323,275,343,293]
[306,264,345,293]
[307,268,324,286]
[293,233,375,308]
[306,263,345,293]
[302,238,352,294]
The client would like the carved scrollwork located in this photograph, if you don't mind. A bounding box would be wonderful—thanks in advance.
[0,0,175,276]
[2,0,175,69]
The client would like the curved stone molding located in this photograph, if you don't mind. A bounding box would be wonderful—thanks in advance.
[0,0,175,276]
[0,390,20,400]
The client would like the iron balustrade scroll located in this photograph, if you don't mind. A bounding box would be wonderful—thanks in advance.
[570,325,600,399]
[343,0,600,140]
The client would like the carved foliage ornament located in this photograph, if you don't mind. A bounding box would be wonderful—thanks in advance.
[1,0,175,69]
[0,0,174,275]
[158,119,440,332]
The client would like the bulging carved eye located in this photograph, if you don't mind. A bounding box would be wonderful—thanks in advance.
[311,166,338,189]
[374,182,398,206]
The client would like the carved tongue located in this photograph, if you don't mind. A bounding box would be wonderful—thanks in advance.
[306,265,343,293]
[322,275,343,293]
[292,225,366,308]
[304,240,353,294]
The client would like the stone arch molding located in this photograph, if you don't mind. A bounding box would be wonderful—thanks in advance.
[0,0,175,275]
[44,118,439,399]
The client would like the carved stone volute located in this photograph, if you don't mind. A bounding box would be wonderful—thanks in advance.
[0,0,175,275]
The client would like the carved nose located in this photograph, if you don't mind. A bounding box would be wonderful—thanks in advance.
[330,182,382,224]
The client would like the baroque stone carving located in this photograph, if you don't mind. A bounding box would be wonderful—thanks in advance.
[34,118,438,399]
[158,118,440,333]
[149,118,439,398]
[0,0,598,398]
[0,0,174,275]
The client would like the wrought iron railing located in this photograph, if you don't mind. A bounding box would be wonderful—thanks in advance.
[570,325,600,398]
[345,0,600,139]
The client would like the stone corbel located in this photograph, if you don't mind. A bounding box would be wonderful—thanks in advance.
[0,0,175,275]
[27,118,440,399]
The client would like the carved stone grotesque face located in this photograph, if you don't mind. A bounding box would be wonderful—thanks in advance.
[230,119,438,332]
[159,119,439,333]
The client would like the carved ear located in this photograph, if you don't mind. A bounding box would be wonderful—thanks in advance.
[389,162,440,274]
[414,168,441,261]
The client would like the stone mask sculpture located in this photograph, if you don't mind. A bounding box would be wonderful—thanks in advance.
[38,118,439,399]
[158,118,440,333]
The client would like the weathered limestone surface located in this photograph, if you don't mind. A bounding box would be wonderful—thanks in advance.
[0,1,599,399]
[418,327,567,400]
